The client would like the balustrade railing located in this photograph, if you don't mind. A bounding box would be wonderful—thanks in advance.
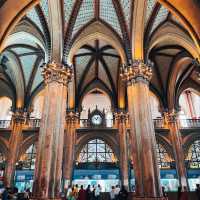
[28,119,41,128]
[0,118,199,129]
[179,119,200,128]
[0,120,11,128]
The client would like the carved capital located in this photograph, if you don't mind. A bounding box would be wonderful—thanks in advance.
[12,108,26,124]
[163,111,178,124]
[120,60,153,84]
[66,111,79,124]
[42,61,73,85]
[114,110,129,123]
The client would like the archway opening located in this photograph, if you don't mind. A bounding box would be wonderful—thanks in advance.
[15,144,36,192]
[73,139,119,192]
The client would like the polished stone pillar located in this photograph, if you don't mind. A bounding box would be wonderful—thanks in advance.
[121,60,163,199]
[115,111,129,189]
[164,111,188,188]
[63,111,79,188]
[33,62,72,199]
[4,108,25,187]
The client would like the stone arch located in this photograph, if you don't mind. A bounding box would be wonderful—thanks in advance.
[67,21,126,64]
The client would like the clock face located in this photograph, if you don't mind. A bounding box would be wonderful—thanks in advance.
[91,114,102,125]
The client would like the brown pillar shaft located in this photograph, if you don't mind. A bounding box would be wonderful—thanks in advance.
[121,61,162,199]
[33,62,72,199]
[4,109,25,187]
[167,113,188,188]
[63,112,78,186]
[116,112,129,189]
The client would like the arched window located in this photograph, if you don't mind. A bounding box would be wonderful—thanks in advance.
[186,140,200,168]
[0,97,12,120]
[0,151,6,170]
[77,139,117,163]
[156,143,172,169]
[16,144,36,170]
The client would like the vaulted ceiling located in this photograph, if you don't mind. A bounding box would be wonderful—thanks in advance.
[0,0,199,111]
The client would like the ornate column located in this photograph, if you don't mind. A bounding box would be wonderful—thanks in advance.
[63,110,79,188]
[33,62,72,199]
[120,60,163,199]
[115,110,129,190]
[4,108,26,187]
[164,111,188,188]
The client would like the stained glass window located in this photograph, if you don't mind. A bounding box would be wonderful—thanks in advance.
[186,140,200,168]
[156,143,172,169]
[78,139,117,163]
[17,144,36,170]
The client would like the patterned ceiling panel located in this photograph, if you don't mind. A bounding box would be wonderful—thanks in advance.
[103,56,119,87]
[81,61,96,90]
[20,55,37,86]
[100,0,122,37]
[26,8,44,34]
[31,59,44,93]
[64,0,75,23]
[40,0,49,24]
[120,0,131,32]
[150,5,168,34]
[145,0,156,26]
[103,48,118,55]
[11,47,35,55]
[98,60,112,91]
[75,55,92,85]
[72,0,95,37]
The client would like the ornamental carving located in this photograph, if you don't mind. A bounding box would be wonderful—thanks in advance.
[120,60,152,84]
[163,111,178,124]
[12,108,26,124]
[42,61,73,85]
[66,111,79,124]
[114,110,129,123]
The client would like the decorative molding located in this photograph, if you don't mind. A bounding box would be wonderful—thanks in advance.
[12,108,26,124]
[42,61,73,85]
[120,59,153,84]
[114,110,129,123]
[66,110,79,123]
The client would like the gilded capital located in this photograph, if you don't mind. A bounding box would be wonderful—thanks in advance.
[12,108,26,124]
[120,60,152,84]
[163,111,178,124]
[66,111,79,124]
[114,111,129,123]
[42,61,73,85]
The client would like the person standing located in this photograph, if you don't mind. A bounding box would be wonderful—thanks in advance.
[110,186,116,200]
[196,184,200,200]
[177,186,182,200]
[94,184,101,200]
[2,187,9,200]
[114,185,120,200]
[78,185,86,200]
[118,186,128,200]
[86,185,92,200]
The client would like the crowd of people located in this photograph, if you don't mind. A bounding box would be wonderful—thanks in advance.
[62,184,128,200]
[0,186,30,200]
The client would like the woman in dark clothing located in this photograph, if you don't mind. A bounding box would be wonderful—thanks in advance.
[118,186,128,200]
[86,185,92,200]
[78,185,86,200]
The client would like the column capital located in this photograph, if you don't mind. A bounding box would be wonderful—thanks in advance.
[12,108,26,124]
[42,61,73,85]
[163,110,178,124]
[66,110,79,123]
[114,110,129,123]
[120,59,153,84]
